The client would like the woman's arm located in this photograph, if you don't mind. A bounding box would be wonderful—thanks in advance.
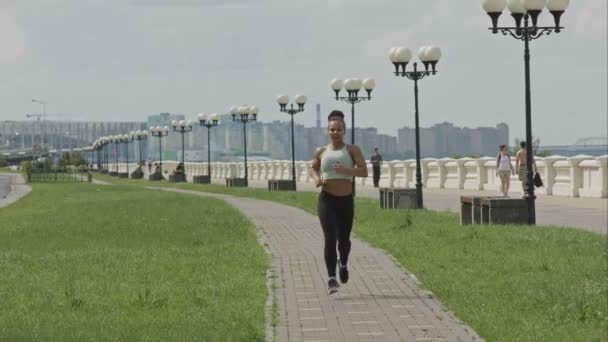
[335,145,368,177]
[309,147,325,187]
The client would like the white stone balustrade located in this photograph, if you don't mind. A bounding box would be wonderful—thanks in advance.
[109,155,607,198]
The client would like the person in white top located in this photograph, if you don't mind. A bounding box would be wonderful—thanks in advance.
[496,144,515,197]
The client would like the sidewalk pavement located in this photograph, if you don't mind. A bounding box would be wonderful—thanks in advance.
[0,173,31,209]
[153,186,483,342]
[235,180,607,235]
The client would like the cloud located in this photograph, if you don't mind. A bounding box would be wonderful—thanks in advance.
[0,13,26,64]
[129,0,261,7]
[575,0,607,36]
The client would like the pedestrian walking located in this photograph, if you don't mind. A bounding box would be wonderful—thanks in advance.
[371,147,383,187]
[496,144,514,197]
[310,110,368,295]
[515,141,536,197]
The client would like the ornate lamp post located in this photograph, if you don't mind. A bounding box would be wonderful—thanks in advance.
[150,126,169,180]
[171,120,194,165]
[330,78,375,145]
[110,135,121,176]
[130,130,148,167]
[129,130,147,179]
[171,120,193,182]
[330,78,375,195]
[120,134,130,177]
[231,105,258,187]
[482,0,569,225]
[277,94,307,191]
[31,99,47,151]
[93,139,102,171]
[101,137,110,173]
[197,113,220,183]
[388,45,442,209]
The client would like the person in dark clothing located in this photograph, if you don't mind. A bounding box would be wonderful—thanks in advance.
[370,147,383,187]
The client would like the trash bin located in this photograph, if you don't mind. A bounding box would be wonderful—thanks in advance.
[268,180,295,191]
[481,197,528,225]
[379,187,418,209]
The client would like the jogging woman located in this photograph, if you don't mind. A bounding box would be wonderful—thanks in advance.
[310,110,368,294]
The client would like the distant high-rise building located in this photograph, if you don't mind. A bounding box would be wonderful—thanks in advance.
[398,122,509,158]
[316,104,321,129]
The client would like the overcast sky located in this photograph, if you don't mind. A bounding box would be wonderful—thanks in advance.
[1,0,606,146]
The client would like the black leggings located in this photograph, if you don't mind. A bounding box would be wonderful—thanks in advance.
[317,191,354,277]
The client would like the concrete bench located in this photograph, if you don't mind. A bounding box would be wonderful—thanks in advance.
[481,197,528,225]
[268,180,295,192]
[130,168,144,179]
[149,172,163,181]
[193,175,211,184]
[461,196,528,225]
[226,177,248,187]
[379,187,419,209]
[169,173,186,183]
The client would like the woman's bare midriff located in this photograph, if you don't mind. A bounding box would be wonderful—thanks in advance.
[322,179,353,196]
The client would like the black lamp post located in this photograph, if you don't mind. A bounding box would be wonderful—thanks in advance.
[171,120,193,182]
[388,45,442,209]
[277,94,307,191]
[483,0,569,225]
[111,135,120,175]
[231,105,258,187]
[130,130,148,167]
[103,137,109,173]
[171,119,193,164]
[150,126,169,179]
[120,135,130,177]
[93,140,102,171]
[330,78,375,195]
[197,113,220,180]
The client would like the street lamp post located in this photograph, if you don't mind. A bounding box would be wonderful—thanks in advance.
[111,135,121,176]
[99,137,108,173]
[93,140,102,171]
[104,137,110,173]
[31,99,46,152]
[388,45,442,209]
[121,134,130,177]
[130,130,148,165]
[197,113,220,182]
[129,130,148,179]
[150,126,169,180]
[482,0,569,225]
[231,105,258,187]
[277,94,307,191]
[330,77,375,195]
[171,120,193,182]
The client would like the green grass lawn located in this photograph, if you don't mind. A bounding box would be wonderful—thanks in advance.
[0,182,268,341]
[97,175,608,342]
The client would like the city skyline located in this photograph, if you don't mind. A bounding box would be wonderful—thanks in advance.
[0,0,606,146]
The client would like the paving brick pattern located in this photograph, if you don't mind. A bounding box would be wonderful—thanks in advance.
[154,187,482,342]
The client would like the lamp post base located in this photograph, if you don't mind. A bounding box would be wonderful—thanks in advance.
[268,179,296,192]
[379,188,420,209]
[149,172,164,181]
[169,173,187,183]
[226,177,248,187]
[193,175,211,184]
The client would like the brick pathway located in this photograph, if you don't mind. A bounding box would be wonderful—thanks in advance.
[152,187,482,342]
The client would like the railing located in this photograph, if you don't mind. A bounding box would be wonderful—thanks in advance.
[27,169,92,183]
[109,154,608,198]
